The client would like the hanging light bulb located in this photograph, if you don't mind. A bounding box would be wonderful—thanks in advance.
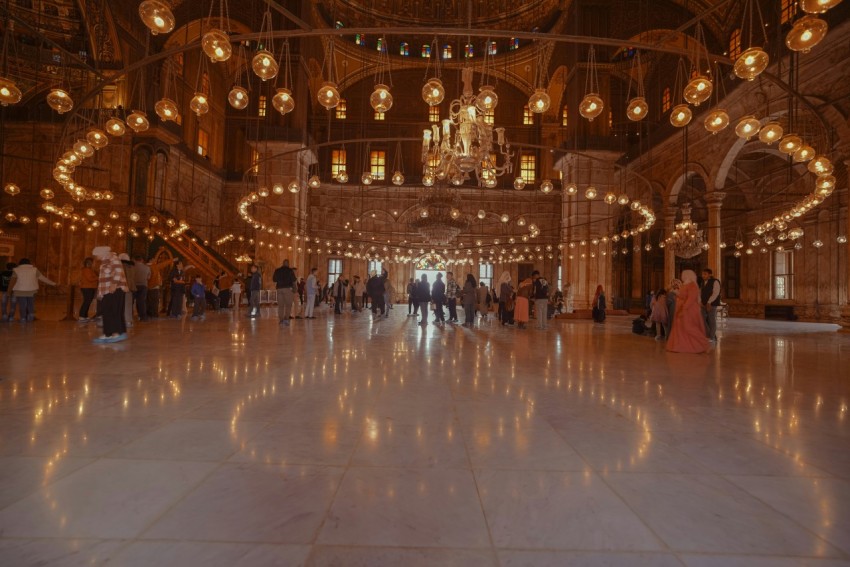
[669,104,692,127]
[272,88,295,115]
[540,180,554,194]
[733,47,769,81]
[228,86,249,110]
[40,188,54,200]
[252,50,278,81]
[683,75,713,106]
[189,93,209,116]
[793,145,816,163]
[422,171,435,186]
[139,0,175,35]
[391,171,404,186]
[703,108,730,134]
[735,115,761,140]
[370,84,393,113]
[317,81,341,110]
[287,181,299,193]
[127,110,150,132]
[513,177,526,191]
[46,88,73,113]
[257,185,270,197]
[106,118,126,136]
[800,0,843,12]
[786,15,828,53]
[758,122,783,144]
[778,133,803,154]
[336,169,349,184]
[617,194,630,205]
[816,175,835,195]
[528,88,551,114]
[500,214,510,223]
[73,139,94,158]
[584,186,598,200]
[476,86,498,112]
[579,93,604,121]
[202,29,231,62]
[808,155,833,176]
[155,97,179,121]
[564,182,578,195]
[308,175,321,189]
[4,182,20,196]
[422,78,445,106]
[0,77,22,106]
[626,97,648,121]
[86,128,108,149]
[361,172,373,185]
[604,192,617,204]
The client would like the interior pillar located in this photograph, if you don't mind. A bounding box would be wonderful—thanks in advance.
[705,191,726,281]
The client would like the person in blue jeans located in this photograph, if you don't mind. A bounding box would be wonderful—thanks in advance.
[190,276,206,320]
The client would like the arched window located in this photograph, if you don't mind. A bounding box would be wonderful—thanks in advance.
[561,105,568,126]
[464,43,474,58]
[421,44,431,58]
[442,44,452,59]
[729,28,742,60]
[399,42,409,56]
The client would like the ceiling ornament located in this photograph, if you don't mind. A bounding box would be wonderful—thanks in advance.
[625,50,648,122]
[139,0,175,36]
[0,19,22,106]
[666,203,707,259]
[579,46,603,121]
[317,39,341,110]
[272,40,295,115]
[408,185,469,246]
[201,0,233,63]
[252,8,279,81]
[421,67,512,188]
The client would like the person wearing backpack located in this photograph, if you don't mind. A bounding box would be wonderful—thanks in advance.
[531,270,550,330]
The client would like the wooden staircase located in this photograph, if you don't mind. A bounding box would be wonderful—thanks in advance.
[150,228,238,284]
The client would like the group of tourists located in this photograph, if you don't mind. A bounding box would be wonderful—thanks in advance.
[0,259,57,322]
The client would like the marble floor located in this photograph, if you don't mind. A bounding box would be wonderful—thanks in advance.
[0,303,849,566]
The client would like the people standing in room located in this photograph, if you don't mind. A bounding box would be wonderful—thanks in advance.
[532,271,550,330]
[217,271,232,309]
[650,288,669,340]
[515,277,532,329]
[416,273,431,326]
[146,256,173,318]
[248,264,262,318]
[667,269,710,354]
[132,255,151,322]
[446,271,459,323]
[0,262,15,322]
[78,257,98,322]
[592,285,607,323]
[272,259,296,325]
[7,258,56,322]
[462,274,477,327]
[431,272,446,324]
[476,281,491,323]
[91,246,128,343]
[564,282,574,313]
[118,254,136,327]
[230,277,242,311]
[332,276,347,315]
[350,275,362,312]
[666,278,681,334]
[190,275,206,320]
[407,278,417,317]
[498,271,514,326]
[304,267,319,319]
[367,269,387,318]
[384,277,395,312]
[701,268,721,343]
[168,260,186,318]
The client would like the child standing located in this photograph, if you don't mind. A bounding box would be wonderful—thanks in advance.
[650,288,669,340]
[191,276,206,320]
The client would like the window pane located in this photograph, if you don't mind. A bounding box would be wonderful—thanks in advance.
[370,150,386,180]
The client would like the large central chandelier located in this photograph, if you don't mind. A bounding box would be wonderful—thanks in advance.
[421,67,512,188]
[409,186,470,245]
[667,203,707,258]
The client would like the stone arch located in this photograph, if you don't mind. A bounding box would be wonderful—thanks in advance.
[665,162,711,206]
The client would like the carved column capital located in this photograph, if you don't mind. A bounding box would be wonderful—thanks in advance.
[704,191,727,206]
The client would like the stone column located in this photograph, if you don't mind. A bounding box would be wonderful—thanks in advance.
[631,233,642,310]
[705,191,726,281]
[664,206,677,284]
[840,161,850,331]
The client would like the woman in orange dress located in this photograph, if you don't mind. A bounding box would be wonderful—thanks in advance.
[666,270,709,354]
[514,278,532,329]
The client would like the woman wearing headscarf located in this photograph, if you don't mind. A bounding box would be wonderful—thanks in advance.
[498,271,514,326]
[666,270,709,354]
[462,274,477,327]
[592,285,606,323]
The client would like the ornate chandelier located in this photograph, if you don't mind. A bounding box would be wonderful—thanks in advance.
[667,204,707,258]
[408,186,469,245]
[421,67,512,188]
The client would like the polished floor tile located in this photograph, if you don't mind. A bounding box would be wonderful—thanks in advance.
[0,308,848,564]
